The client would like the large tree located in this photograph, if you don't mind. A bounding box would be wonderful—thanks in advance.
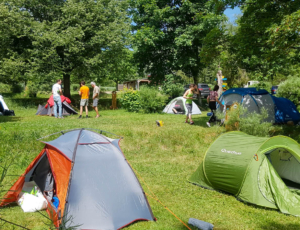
[130,0,224,86]
[0,0,131,97]
[227,0,300,78]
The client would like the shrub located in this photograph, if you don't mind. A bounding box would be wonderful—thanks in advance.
[38,83,52,95]
[139,86,168,113]
[119,87,141,112]
[11,83,23,93]
[162,74,183,98]
[223,106,281,137]
[24,81,39,97]
[0,83,10,93]
[277,77,300,110]
[72,84,79,91]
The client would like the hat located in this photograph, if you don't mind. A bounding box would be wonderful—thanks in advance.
[91,82,96,86]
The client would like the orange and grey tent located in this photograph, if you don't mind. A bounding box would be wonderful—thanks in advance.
[1,129,155,229]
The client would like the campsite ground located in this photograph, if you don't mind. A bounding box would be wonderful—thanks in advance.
[1,99,300,230]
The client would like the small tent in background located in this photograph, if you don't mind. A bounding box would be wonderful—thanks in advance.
[189,131,300,216]
[218,88,275,123]
[0,95,15,116]
[1,129,155,229]
[36,95,77,116]
[163,97,201,115]
[272,96,300,124]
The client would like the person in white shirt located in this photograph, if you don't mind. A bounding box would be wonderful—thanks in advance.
[52,79,63,118]
[91,82,100,118]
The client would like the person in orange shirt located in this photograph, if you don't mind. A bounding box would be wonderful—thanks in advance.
[78,81,90,118]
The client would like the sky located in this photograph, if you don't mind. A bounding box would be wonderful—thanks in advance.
[224,6,242,23]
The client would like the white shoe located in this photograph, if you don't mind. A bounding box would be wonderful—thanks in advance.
[206,122,211,127]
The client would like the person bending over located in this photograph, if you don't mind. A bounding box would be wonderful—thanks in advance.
[183,84,199,125]
[78,81,89,118]
[206,85,222,127]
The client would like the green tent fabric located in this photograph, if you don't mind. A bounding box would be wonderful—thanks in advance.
[189,131,300,216]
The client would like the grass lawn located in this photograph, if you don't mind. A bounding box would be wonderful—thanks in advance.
[0,99,300,230]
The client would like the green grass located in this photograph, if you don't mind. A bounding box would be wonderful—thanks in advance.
[0,100,300,230]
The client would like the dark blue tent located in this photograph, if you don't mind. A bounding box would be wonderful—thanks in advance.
[272,96,300,124]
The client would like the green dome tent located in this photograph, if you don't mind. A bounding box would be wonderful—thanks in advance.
[189,131,300,216]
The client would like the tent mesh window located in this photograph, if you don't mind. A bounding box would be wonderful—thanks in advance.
[174,100,185,114]
[264,148,300,190]
[25,153,57,205]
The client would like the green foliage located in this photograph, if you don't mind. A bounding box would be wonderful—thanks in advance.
[71,84,79,92]
[277,77,300,109]
[120,88,141,112]
[251,81,272,93]
[120,86,168,113]
[130,0,224,83]
[0,83,12,93]
[24,81,38,97]
[139,86,168,113]
[161,74,183,99]
[224,106,281,137]
[0,0,132,96]
[11,84,23,93]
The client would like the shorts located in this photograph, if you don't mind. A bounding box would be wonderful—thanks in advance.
[80,99,89,107]
[93,98,99,107]
[209,101,217,111]
[185,103,192,115]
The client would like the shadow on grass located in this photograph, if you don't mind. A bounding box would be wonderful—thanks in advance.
[192,115,222,128]
[259,221,300,230]
[0,116,23,123]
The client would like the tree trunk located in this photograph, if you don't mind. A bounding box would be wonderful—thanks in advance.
[217,70,223,97]
[63,73,71,98]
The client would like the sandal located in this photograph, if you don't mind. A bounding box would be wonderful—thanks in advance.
[190,122,194,125]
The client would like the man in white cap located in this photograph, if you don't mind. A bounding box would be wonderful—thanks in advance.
[91,82,100,118]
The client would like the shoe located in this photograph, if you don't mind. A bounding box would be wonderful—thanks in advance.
[86,115,88,118]
[206,122,211,127]
[78,115,82,119]
[185,121,188,123]
[59,116,64,119]
[190,122,194,125]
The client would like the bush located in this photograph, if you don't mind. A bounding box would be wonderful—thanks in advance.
[72,84,80,91]
[38,83,52,95]
[11,83,23,93]
[24,81,39,97]
[162,74,183,98]
[119,87,141,112]
[139,86,168,113]
[277,77,300,110]
[223,106,281,137]
[0,83,10,93]
[120,86,168,113]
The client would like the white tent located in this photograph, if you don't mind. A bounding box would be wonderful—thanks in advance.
[0,95,14,116]
[163,97,201,115]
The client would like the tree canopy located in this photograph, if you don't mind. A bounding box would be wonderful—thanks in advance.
[0,0,132,96]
